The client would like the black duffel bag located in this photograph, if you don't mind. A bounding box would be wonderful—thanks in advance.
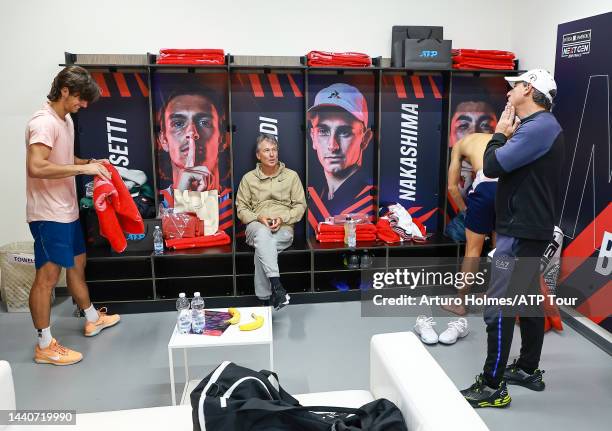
[191,361,408,431]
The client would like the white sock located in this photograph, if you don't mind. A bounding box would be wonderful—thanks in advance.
[37,327,52,349]
[83,304,99,323]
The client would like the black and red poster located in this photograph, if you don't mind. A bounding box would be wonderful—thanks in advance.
[445,75,507,222]
[554,12,612,332]
[76,71,153,197]
[230,72,306,240]
[151,72,233,234]
[307,73,376,234]
[379,74,444,233]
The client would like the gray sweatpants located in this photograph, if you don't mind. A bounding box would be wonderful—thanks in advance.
[245,222,294,299]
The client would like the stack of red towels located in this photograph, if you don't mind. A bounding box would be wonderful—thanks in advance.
[452,49,515,70]
[156,49,225,65]
[307,51,371,67]
[165,231,231,250]
[316,222,377,243]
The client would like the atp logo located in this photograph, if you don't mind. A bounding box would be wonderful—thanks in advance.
[328,90,341,99]
[420,50,438,58]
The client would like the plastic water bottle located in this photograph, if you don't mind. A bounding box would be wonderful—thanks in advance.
[176,293,191,334]
[191,292,206,334]
[153,226,164,255]
[344,217,357,248]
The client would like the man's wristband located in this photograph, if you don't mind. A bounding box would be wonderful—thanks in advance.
[86,158,94,164]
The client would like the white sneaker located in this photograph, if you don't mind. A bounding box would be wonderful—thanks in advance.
[439,318,469,344]
[414,315,438,344]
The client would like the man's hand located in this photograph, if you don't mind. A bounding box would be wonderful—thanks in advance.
[257,215,272,227]
[82,162,111,180]
[269,217,281,232]
[495,103,520,138]
[178,166,213,191]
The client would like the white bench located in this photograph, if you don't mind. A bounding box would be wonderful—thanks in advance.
[0,332,488,431]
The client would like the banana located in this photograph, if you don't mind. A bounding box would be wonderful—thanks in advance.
[239,313,264,331]
[226,308,241,325]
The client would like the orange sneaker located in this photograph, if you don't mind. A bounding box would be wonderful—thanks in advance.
[34,338,83,366]
[84,307,121,337]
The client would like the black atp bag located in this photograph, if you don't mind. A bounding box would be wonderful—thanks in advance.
[403,35,452,70]
[191,361,407,431]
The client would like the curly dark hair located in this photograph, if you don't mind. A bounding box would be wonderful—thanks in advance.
[47,66,100,103]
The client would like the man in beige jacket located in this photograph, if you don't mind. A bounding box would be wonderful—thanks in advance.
[236,134,306,309]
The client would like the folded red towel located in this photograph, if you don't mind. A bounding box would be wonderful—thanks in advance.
[160,49,225,55]
[452,49,515,58]
[307,51,371,67]
[453,62,515,70]
[317,223,377,234]
[316,233,377,242]
[453,56,515,65]
[165,231,231,250]
[156,57,225,65]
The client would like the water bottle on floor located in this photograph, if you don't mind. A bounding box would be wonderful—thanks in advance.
[191,292,206,334]
[176,292,191,334]
[153,226,164,255]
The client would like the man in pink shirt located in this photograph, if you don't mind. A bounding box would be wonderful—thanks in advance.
[26,66,121,366]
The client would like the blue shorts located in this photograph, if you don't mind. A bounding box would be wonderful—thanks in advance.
[465,182,497,234]
[29,220,86,269]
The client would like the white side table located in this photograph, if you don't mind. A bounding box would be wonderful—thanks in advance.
[167,306,273,405]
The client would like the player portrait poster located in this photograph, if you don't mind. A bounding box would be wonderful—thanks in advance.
[446,76,507,221]
[231,71,306,240]
[379,73,444,233]
[307,73,376,235]
[152,72,233,233]
[76,71,153,199]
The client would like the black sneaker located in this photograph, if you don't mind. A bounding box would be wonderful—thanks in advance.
[504,359,546,391]
[460,374,511,408]
[271,284,290,311]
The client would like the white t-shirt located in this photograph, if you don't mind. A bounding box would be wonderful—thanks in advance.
[25,102,78,223]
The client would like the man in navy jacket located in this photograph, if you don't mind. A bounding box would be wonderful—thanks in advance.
[461,69,565,408]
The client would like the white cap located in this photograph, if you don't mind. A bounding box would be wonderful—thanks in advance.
[179,292,186,298]
[505,69,557,103]
[308,83,368,125]
[194,292,201,297]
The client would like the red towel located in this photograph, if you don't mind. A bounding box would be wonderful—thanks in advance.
[307,51,371,67]
[160,49,224,56]
[93,163,145,253]
[453,62,515,70]
[316,233,377,243]
[156,49,225,65]
[376,219,402,243]
[451,49,515,70]
[317,223,376,234]
[165,231,231,250]
[452,49,515,60]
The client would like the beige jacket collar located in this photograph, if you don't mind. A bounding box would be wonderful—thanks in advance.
[255,162,286,180]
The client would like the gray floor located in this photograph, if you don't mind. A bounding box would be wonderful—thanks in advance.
[1,297,611,431]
